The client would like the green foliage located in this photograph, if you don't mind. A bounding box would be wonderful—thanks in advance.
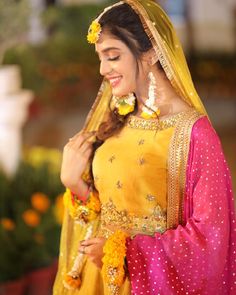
[0,148,64,282]
[3,4,108,110]
[0,0,30,63]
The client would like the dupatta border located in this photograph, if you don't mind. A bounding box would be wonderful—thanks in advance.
[167,109,203,229]
[125,0,191,106]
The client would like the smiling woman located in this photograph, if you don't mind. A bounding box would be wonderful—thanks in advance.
[53,1,236,295]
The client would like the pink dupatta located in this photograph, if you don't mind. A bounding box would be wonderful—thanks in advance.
[126,117,236,294]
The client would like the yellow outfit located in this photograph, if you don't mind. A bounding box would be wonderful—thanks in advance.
[54,0,208,293]
[53,113,184,295]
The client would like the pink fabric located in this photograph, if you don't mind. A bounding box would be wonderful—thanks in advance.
[126,117,236,295]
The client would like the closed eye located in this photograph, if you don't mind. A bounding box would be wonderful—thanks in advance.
[108,56,120,61]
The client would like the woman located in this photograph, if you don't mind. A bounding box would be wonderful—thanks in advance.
[53,1,236,294]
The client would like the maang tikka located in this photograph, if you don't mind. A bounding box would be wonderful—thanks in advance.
[141,71,160,119]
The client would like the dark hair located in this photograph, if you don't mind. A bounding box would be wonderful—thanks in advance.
[99,3,153,60]
[89,3,158,187]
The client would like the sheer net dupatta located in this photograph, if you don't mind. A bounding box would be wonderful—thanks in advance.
[83,79,112,132]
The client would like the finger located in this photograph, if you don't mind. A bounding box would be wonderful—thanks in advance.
[78,140,92,153]
[69,133,95,150]
[78,245,87,254]
[81,238,104,246]
[69,130,84,141]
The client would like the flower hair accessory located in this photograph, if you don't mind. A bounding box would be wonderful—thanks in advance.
[87,21,102,44]
[87,1,124,44]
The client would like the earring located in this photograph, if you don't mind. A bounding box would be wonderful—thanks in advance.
[141,72,160,119]
[113,93,136,116]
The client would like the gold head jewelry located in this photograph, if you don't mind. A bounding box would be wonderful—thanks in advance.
[87,1,124,44]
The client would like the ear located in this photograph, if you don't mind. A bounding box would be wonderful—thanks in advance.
[142,48,158,66]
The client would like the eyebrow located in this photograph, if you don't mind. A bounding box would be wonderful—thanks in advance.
[96,47,121,54]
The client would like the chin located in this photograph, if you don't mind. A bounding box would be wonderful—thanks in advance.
[112,88,131,98]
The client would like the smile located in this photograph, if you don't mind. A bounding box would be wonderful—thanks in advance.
[107,76,122,88]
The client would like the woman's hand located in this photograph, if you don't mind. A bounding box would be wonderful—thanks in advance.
[60,131,95,195]
[79,238,106,269]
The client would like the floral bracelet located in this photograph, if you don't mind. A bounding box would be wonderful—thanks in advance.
[63,188,101,223]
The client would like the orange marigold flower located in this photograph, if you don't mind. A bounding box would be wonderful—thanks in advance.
[64,274,81,289]
[31,193,50,213]
[22,209,41,227]
[1,218,15,231]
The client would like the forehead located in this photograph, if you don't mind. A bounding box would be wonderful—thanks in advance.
[95,32,127,53]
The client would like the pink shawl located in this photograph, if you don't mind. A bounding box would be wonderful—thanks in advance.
[126,117,236,294]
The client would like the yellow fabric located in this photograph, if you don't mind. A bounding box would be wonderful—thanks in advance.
[53,121,175,294]
[93,123,172,220]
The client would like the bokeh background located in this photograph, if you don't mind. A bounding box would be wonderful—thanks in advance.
[0,0,235,294]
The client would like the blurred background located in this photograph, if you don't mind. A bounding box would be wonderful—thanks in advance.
[0,0,235,294]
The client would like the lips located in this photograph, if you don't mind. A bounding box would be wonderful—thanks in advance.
[107,76,122,88]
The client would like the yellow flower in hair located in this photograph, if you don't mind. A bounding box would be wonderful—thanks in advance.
[87,21,102,44]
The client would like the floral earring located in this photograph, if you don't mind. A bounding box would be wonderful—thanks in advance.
[141,71,160,119]
[113,93,136,116]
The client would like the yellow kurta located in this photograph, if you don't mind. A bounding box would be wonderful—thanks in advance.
[53,113,183,295]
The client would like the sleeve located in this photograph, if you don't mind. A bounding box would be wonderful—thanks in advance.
[126,117,236,295]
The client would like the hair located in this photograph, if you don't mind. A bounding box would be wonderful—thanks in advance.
[89,3,161,187]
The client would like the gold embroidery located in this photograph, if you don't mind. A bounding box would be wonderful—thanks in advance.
[139,157,146,165]
[167,109,203,229]
[108,155,116,163]
[127,111,186,130]
[100,199,167,238]
[138,139,145,145]
[116,181,123,189]
[146,194,156,202]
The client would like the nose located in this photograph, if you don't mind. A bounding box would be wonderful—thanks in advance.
[99,59,112,77]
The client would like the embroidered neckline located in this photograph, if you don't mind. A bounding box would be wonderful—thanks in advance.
[127,109,193,130]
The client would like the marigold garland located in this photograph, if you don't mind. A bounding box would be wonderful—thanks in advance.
[102,230,129,295]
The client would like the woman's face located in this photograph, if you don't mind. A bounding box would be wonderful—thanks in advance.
[95,31,141,97]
